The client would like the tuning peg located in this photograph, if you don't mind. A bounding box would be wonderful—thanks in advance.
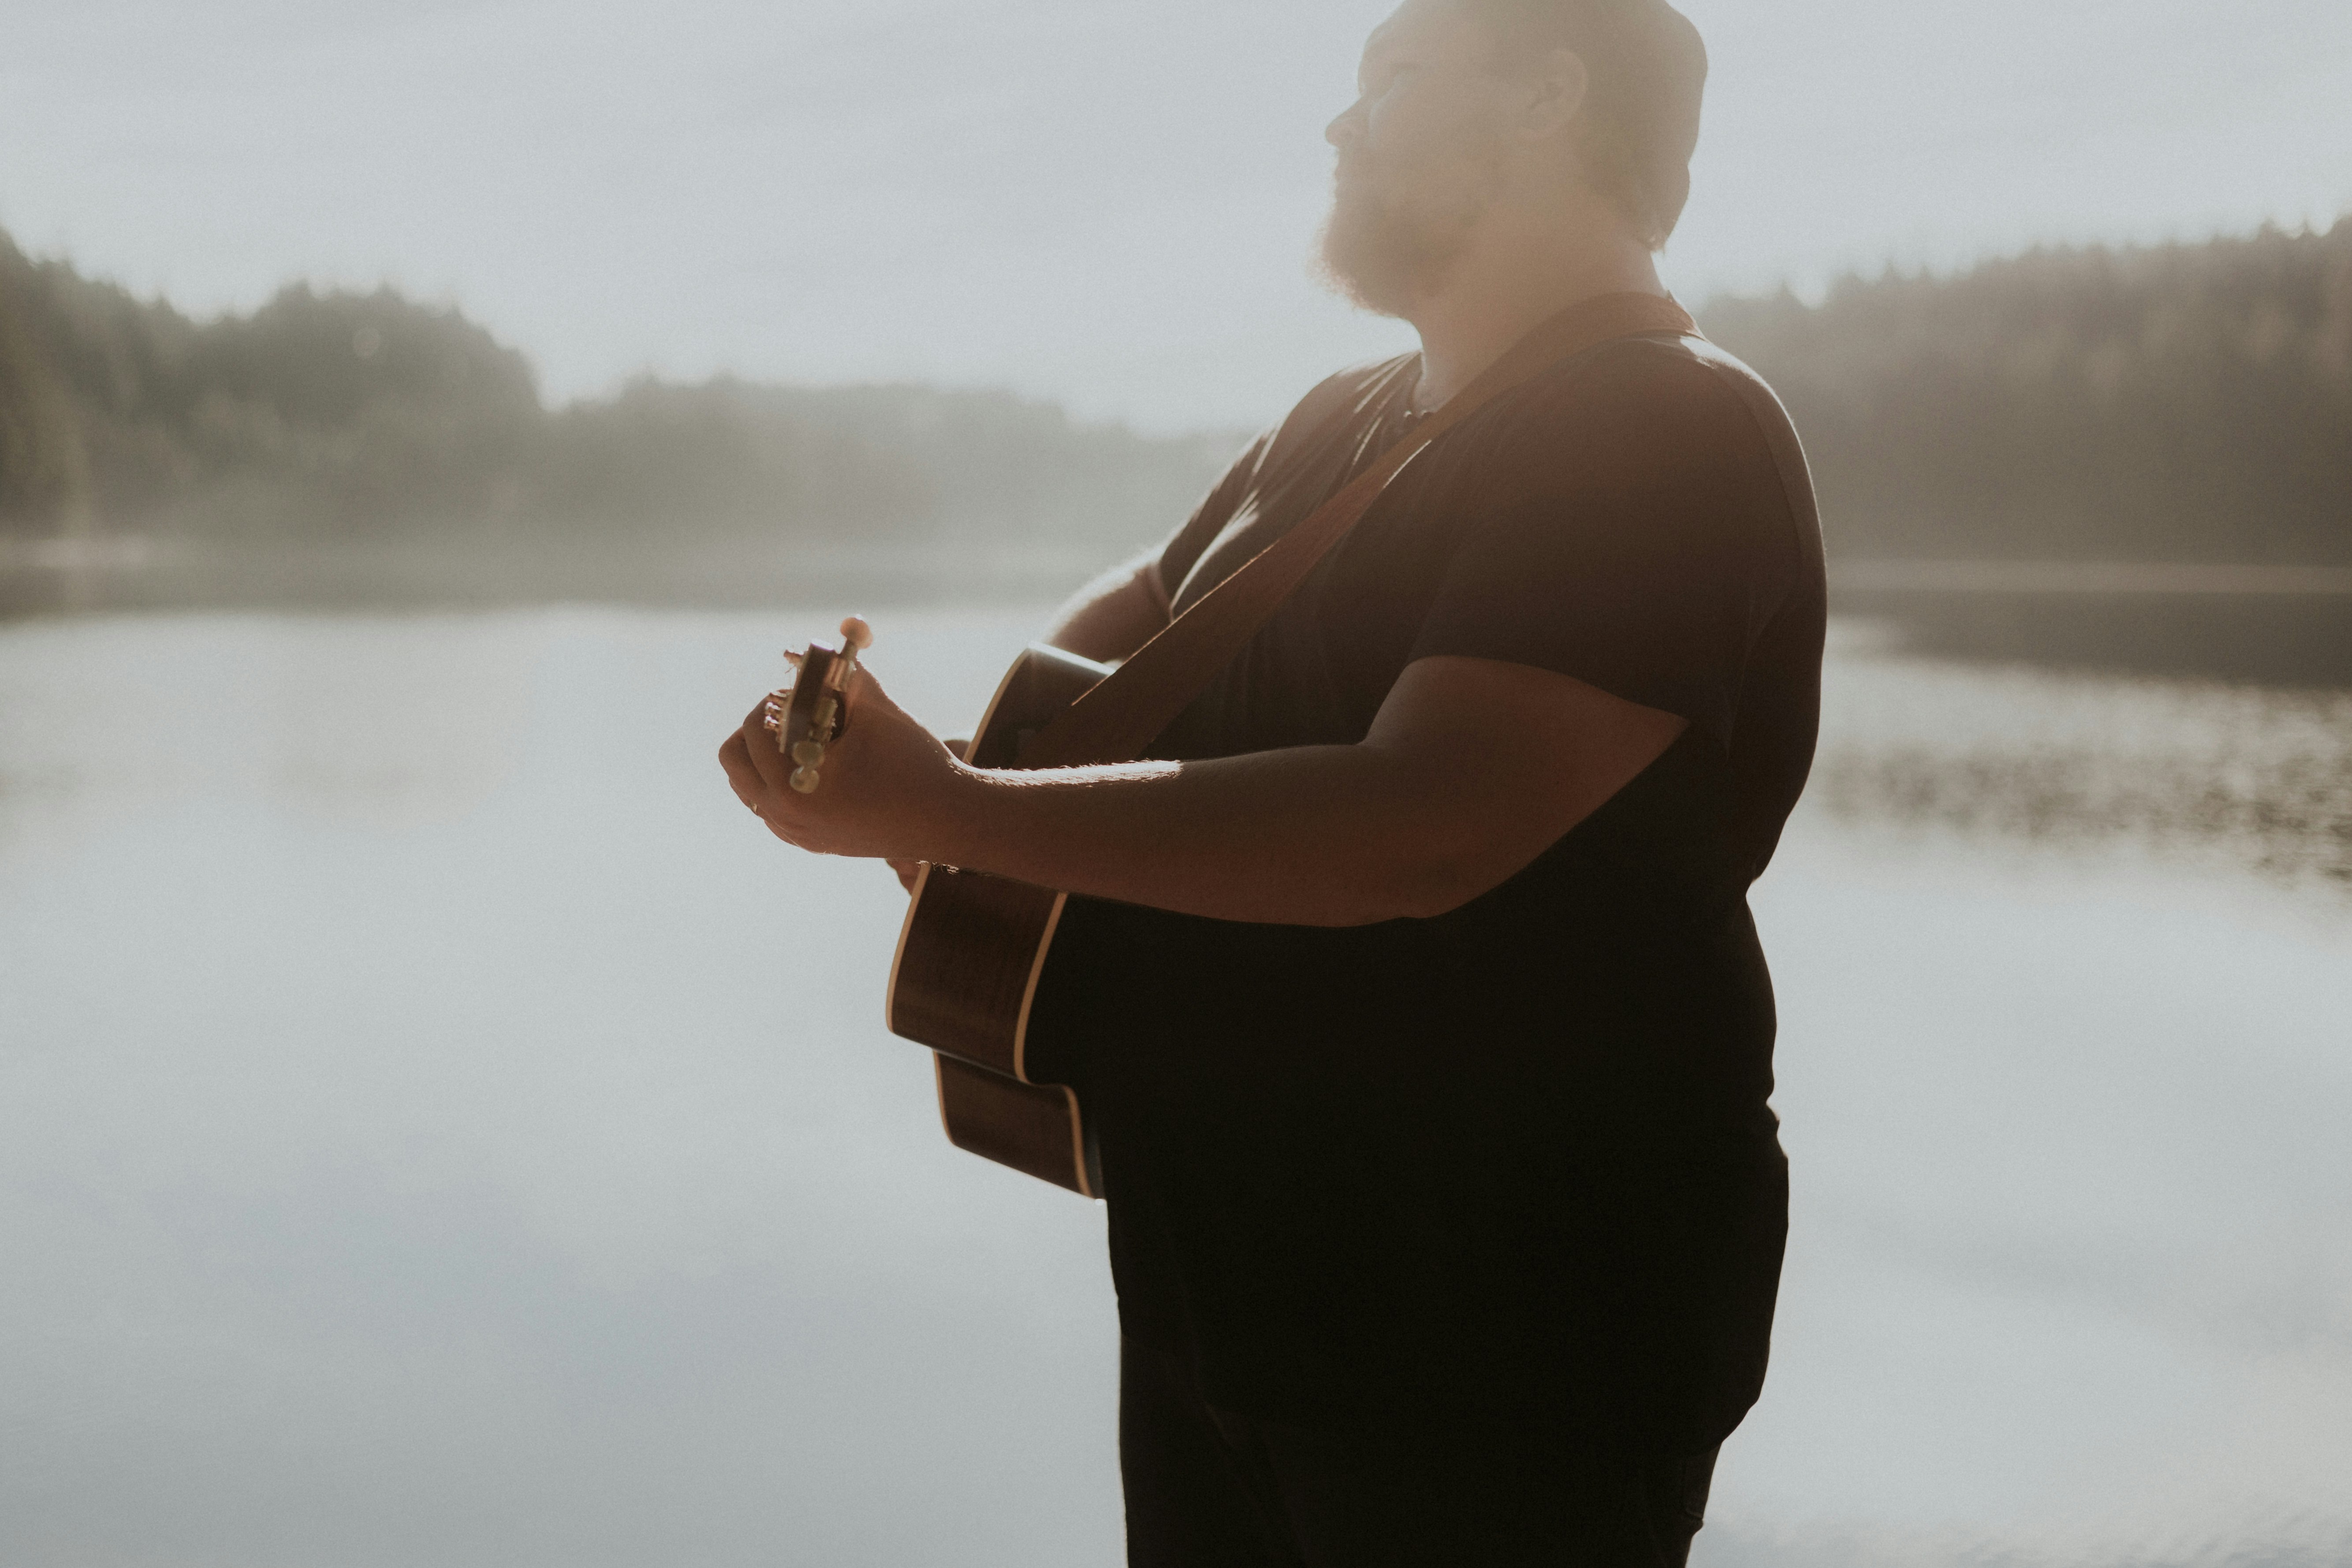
[838,616,872,653]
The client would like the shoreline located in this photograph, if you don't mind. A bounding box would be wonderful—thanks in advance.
[5,540,2350,686]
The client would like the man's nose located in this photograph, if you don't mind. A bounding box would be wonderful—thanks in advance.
[1325,100,1365,150]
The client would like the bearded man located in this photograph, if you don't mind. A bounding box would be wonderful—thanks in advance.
[720,0,1823,1561]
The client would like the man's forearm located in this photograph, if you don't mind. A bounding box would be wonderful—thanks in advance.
[890,655,1687,929]
[974,552,1424,927]
[921,744,1483,928]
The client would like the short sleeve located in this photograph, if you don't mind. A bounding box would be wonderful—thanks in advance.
[1407,347,1798,751]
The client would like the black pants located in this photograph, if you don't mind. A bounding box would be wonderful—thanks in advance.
[1119,1338,1717,1568]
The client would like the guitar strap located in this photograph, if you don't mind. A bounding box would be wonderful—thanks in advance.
[1015,290,1700,769]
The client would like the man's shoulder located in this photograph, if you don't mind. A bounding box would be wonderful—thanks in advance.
[1420,333,1821,597]
[1471,333,1809,507]
[1619,335,1809,477]
[1513,332,1783,437]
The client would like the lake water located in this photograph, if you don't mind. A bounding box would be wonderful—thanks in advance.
[2,607,2348,1568]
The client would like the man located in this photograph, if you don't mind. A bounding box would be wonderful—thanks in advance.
[720,0,1823,1561]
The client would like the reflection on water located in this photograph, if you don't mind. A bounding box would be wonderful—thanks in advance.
[1,609,2347,1568]
[1814,622,2352,892]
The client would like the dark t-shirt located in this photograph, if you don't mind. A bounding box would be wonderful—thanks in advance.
[1024,330,1827,1452]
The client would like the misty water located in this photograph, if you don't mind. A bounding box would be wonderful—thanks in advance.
[3,607,2348,1568]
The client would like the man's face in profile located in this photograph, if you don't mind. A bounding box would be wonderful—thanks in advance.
[1320,0,1520,317]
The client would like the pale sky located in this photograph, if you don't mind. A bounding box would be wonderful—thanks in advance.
[4,0,2348,430]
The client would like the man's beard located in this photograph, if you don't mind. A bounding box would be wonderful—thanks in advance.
[1314,144,1506,318]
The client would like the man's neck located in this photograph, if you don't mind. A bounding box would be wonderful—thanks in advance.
[1405,215,1669,412]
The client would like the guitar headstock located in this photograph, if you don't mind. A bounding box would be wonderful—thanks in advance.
[768,616,872,793]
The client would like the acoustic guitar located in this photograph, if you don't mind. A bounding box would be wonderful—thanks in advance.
[886,644,1116,1196]
[777,291,1700,1197]
[772,621,1109,1194]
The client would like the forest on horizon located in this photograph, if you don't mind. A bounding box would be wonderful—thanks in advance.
[3,216,2348,607]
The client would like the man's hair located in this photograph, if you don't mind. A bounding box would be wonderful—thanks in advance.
[1461,0,1708,251]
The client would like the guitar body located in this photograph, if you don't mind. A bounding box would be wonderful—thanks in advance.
[885,644,1113,1196]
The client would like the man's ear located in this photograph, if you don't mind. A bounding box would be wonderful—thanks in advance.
[1519,45,1590,141]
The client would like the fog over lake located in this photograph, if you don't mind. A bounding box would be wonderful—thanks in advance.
[3,607,2348,1566]
[11,0,2349,428]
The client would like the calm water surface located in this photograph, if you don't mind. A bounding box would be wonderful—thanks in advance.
[2,608,2347,1568]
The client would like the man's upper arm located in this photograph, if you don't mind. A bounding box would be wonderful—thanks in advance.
[1363,655,1687,912]
[1044,550,1171,664]
[1368,350,1796,911]
[1408,348,1795,752]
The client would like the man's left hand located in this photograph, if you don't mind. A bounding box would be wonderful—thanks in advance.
[717,660,967,861]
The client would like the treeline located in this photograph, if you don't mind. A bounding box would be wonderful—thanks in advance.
[1702,219,2352,565]
[0,228,1238,560]
[4,219,2350,579]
